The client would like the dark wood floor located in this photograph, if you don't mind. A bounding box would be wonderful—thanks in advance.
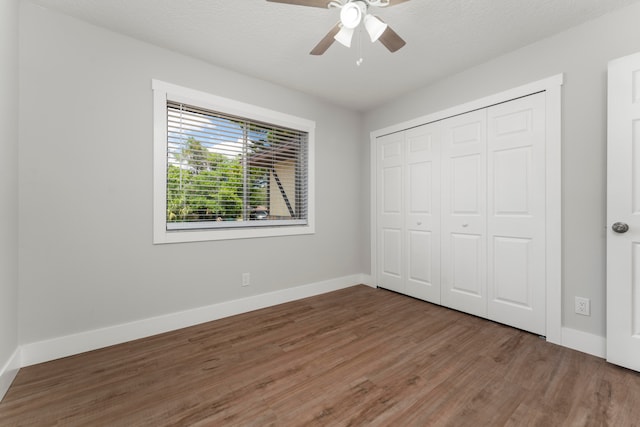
[2,285,640,426]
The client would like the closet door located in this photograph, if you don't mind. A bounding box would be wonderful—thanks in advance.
[441,110,488,317]
[404,123,441,303]
[377,132,405,293]
[487,93,546,335]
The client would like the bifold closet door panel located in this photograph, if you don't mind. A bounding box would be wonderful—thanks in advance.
[377,132,405,294]
[487,92,546,335]
[404,123,441,303]
[441,110,488,317]
[374,91,549,336]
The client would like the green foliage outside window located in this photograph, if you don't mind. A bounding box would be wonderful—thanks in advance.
[167,137,268,223]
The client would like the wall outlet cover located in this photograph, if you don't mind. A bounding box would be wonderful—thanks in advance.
[575,297,590,316]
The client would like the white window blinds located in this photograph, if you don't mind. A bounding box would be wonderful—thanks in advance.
[166,101,309,230]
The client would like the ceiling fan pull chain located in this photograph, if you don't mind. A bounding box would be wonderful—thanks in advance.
[356,27,364,66]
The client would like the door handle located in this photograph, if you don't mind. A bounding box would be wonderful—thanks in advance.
[612,222,629,233]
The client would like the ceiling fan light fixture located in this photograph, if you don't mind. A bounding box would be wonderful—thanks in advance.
[334,25,355,47]
[364,14,388,42]
[265,0,408,56]
[340,2,364,29]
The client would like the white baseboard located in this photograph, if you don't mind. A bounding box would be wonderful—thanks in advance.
[359,274,375,288]
[20,274,368,367]
[561,327,606,358]
[0,348,21,402]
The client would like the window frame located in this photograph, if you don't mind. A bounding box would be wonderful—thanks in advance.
[152,80,315,244]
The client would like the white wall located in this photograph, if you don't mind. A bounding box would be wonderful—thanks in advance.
[364,2,640,338]
[18,2,365,345]
[0,0,20,395]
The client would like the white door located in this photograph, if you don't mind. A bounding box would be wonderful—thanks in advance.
[441,110,488,317]
[607,52,640,372]
[404,123,441,303]
[486,93,546,335]
[377,132,404,294]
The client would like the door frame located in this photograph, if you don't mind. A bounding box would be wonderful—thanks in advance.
[370,74,563,345]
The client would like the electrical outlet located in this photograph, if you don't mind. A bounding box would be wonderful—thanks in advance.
[242,272,250,287]
[575,297,590,316]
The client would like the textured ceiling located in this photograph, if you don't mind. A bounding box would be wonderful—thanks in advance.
[27,0,640,111]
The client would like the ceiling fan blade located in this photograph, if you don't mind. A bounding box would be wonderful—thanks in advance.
[266,0,331,8]
[386,0,411,5]
[378,24,406,52]
[310,23,341,55]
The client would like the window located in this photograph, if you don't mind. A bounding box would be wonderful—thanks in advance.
[153,80,315,243]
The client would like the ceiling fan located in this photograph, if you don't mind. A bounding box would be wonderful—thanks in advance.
[266,0,409,55]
